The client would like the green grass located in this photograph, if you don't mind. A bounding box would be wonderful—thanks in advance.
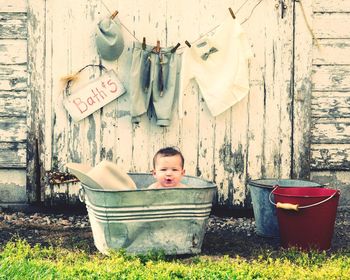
[0,240,349,279]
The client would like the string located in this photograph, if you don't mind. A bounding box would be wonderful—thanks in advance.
[296,0,321,50]
[241,0,263,25]
[100,0,141,43]
[99,0,263,48]
[236,0,250,14]
[62,64,107,95]
[180,0,263,49]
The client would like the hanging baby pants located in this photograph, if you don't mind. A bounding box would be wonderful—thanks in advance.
[129,42,180,126]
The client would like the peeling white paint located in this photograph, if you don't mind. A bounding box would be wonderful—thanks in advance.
[4,0,349,207]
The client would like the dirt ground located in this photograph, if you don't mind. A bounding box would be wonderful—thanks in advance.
[0,208,349,259]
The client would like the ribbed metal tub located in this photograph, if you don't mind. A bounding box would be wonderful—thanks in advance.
[80,173,216,255]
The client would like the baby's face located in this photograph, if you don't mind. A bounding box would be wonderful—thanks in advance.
[152,155,185,188]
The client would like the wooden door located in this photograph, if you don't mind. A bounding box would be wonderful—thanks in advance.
[27,0,307,208]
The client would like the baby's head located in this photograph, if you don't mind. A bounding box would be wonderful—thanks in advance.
[152,147,185,188]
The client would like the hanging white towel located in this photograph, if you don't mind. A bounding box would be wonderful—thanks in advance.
[178,16,252,117]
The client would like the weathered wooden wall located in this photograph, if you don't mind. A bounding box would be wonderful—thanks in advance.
[5,0,349,208]
[0,0,28,205]
[26,0,299,208]
[310,0,350,205]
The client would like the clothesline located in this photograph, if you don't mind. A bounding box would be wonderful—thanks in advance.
[100,0,263,50]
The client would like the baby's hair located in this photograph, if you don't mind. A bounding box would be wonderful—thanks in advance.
[153,147,185,169]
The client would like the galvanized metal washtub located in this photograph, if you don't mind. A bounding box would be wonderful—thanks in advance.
[79,173,216,255]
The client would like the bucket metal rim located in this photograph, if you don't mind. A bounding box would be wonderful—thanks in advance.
[81,173,217,192]
[271,186,340,198]
[270,186,340,210]
[248,178,323,189]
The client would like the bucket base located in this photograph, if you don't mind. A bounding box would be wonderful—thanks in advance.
[256,230,280,239]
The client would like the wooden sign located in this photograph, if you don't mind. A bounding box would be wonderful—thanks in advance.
[63,70,125,122]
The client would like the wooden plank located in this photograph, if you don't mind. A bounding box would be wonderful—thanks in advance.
[160,0,185,163]
[313,0,350,13]
[78,1,101,168]
[273,0,293,179]
[311,91,350,118]
[0,117,26,142]
[50,0,74,170]
[180,82,200,177]
[97,1,124,167]
[196,1,230,187]
[66,0,101,166]
[313,39,350,65]
[0,142,26,168]
[214,0,257,206]
[312,65,350,91]
[0,169,27,203]
[311,144,350,170]
[314,13,350,39]
[131,0,167,173]
[259,0,293,179]
[311,171,350,206]
[27,0,46,202]
[311,118,350,144]
[244,4,268,182]
[201,3,228,206]
[0,0,27,13]
[0,65,27,91]
[259,19,280,178]
[227,0,254,206]
[169,0,200,178]
[214,113,231,206]
[0,90,27,117]
[292,0,313,178]
[246,82,265,181]
[230,106,249,206]
[0,39,27,64]
[101,0,133,173]
[145,0,169,168]
[0,13,27,39]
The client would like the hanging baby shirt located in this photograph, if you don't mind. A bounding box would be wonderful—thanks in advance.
[179,16,252,117]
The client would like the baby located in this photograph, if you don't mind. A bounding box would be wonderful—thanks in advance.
[148,147,186,189]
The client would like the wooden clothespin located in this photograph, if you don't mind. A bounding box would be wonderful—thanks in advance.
[185,40,191,48]
[171,43,181,53]
[142,37,146,50]
[111,10,119,19]
[154,40,161,53]
[228,7,235,19]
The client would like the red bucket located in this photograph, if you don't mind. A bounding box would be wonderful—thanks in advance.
[271,187,340,251]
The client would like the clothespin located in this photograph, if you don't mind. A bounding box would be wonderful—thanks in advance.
[153,40,161,53]
[185,40,191,48]
[171,43,181,53]
[111,10,119,19]
[142,37,146,50]
[228,7,235,19]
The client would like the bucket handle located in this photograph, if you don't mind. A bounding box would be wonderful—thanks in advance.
[269,185,339,211]
[78,187,85,203]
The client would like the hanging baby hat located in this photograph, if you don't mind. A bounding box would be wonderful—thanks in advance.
[95,11,124,61]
